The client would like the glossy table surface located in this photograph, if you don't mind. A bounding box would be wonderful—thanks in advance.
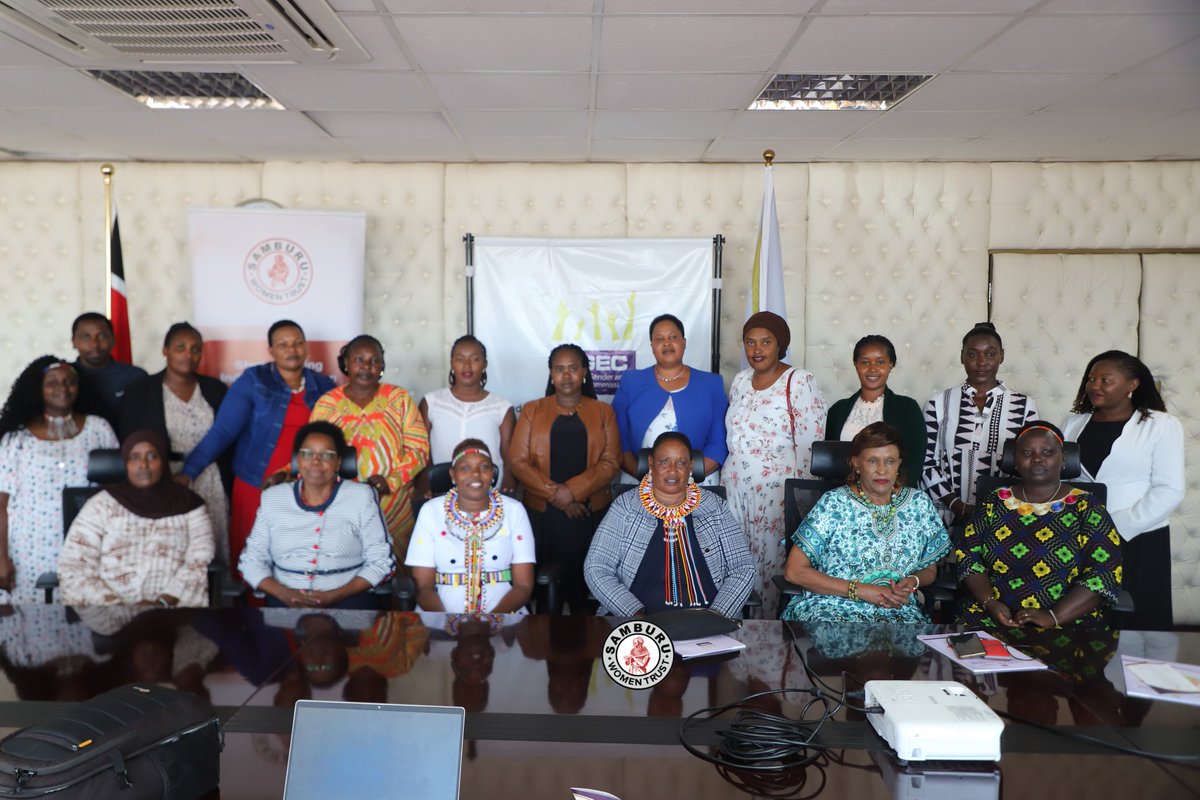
[0,605,1197,800]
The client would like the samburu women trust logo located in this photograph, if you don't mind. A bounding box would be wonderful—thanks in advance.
[244,238,312,304]
[602,619,674,688]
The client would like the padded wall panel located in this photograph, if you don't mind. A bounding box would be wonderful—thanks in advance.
[442,164,627,395]
[93,164,263,370]
[990,253,1141,426]
[262,162,445,399]
[0,163,85,386]
[1140,254,1200,625]
[805,163,991,407]
[626,164,808,383]
[990,162,1200,250]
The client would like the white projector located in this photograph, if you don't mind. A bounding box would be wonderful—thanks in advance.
[863,680,1003,762]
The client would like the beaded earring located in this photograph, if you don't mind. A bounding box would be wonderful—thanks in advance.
[448,369,456,386]
[480,369,488,388]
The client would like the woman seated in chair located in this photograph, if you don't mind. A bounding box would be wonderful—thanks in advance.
[239,421,394,610]
[583,432,755,619]
[58,430,213,607]
[957,421,1122,633]
[781,422,949,623]
[407,439,535,614]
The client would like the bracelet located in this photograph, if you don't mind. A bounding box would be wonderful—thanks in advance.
[1048,608,1060,628]
[156,596,171,608]
[910,574,920,590]
[847,580,859,602]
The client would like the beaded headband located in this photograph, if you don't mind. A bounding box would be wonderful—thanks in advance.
[1017,425,1062,445]
[452,447,492,466]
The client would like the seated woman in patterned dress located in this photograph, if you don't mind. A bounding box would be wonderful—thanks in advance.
[957,421,1122,637]
[781,422,950,623]
[58,430,213,607]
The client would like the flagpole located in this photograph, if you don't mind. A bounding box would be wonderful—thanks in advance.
[101,164,114,318]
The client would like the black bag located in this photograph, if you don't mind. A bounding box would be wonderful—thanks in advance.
[0,683,220,799]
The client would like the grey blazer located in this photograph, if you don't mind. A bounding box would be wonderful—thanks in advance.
[583,487,755,618]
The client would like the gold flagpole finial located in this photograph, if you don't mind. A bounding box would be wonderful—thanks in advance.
[762,149,775,167]
[101,163,114,181]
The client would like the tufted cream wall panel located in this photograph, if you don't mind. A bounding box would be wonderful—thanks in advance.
[626,164,808,382]
[89,164,264,369]
[805,163,992,407]
[990,162,1200,250]
[1140,255,1200,625]
[0,164,87,380]
[990,253,1141,426]
[441,164,628,377]
[261,162,446,398]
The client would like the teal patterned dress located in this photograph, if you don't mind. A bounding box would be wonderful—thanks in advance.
[781,486,951,623]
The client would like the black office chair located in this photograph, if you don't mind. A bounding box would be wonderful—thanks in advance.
[771,440,848,615]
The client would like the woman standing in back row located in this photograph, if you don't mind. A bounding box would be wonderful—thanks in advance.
[1063,351,1184,629]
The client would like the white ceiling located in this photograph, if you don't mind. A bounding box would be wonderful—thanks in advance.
[1,0,1198,163]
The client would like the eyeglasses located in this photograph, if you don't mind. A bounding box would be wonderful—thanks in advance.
[297,449,339,463]
[655,458,691,470]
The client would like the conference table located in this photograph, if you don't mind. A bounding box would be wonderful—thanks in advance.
[0,605,1197,800]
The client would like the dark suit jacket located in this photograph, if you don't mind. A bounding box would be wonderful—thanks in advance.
[825,387,926,488]
[118,370,232,492]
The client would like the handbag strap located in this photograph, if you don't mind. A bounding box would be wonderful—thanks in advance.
[785,369,797,459]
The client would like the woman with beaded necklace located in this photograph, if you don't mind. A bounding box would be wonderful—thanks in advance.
[781,422,949,623]
[407,439,535,614]
[0,356,118,604]
[958,421,1122,632]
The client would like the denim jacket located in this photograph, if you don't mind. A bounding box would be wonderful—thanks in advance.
[182,363,334,485]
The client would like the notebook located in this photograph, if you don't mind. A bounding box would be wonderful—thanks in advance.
[283,701,466,800]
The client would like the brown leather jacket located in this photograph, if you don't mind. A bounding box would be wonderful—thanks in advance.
[509,395,621,514]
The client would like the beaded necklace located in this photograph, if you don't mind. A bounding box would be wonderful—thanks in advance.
[444,488,504,614]
[638,474,707,608]
[852,484,904,574]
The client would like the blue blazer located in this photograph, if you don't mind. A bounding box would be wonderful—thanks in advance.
[612,366,729,466]
[182,363,333,486]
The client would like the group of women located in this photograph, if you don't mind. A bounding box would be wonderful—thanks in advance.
[0,312,1185,631]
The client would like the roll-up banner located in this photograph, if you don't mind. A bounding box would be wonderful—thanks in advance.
[472,238,713,406]
[187,207,366,385]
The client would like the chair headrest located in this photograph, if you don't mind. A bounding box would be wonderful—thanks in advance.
[635,447,706,483]
[810,440,852,481]
[426,462,453,496]
[87,449,125,484]
[998,439,1082,479]
[338,449,358,481]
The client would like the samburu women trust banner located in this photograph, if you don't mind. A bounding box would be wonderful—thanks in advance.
[187,207,366,384]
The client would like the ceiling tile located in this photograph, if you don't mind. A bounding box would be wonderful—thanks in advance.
[470,138,586,161]
[590,138,711,162]
[703,137,837,161]
[243,68,437,112]
[1137,110,1200,139]
[396,15,592,72]
[380,0,592,11]
[780,15,1016,73]
[859,110,1019,139]
[819,0,1038,11]
[428,73,591,110]
[592,110,734,138]
[83,138,245,161]
[161,109,331,139]
[327,0,378,11]
[0,31,63,67]
[606,0,814,12]
[16,106,194,139]
[1034,137,1195,160]
[599,15,801,72]
[222,139,355,162]
[958,14,1200,73]
[1048,73,1200,112]
[331,15,413,71]
[1132,38,1200,72]
[597,73,763,111]
[897,73,1104,112]
[1036,0,1199,12]
[308,111,454,138]
[0,132,94,157]
[342,137,473,161]
[0,68,132,108]
[725,109,882,139]
[820,138,964,160]
[449,110,587,137]
[983,110,1177,141]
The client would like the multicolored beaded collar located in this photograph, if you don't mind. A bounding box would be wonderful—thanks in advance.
[997,486,1082,517]
[444,488,504,614]
[638,474,708,608]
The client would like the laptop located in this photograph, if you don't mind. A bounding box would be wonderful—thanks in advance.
[282,701,466,799]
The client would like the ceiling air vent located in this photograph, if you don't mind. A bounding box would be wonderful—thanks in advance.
[0,0,369,64]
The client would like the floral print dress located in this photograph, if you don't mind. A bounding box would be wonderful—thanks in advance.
[722,367,825,614]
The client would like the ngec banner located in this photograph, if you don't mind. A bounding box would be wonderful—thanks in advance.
[187,207,365,385]
[472,238,714,407]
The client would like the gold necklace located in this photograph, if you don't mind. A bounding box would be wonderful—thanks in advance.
[656,367,686,383]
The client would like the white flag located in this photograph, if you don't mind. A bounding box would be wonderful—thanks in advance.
[746,164,787,319]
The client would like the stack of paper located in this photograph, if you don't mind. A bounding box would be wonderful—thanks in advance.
[917,632,1049,674]
[1121,655,1200,707]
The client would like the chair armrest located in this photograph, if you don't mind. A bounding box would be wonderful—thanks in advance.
[1113,589,1135,614]
[771,574,805,597]
[35,572,58,605]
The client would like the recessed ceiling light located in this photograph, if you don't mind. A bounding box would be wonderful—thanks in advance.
[750,74,933,111]
[89,70,284,110]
